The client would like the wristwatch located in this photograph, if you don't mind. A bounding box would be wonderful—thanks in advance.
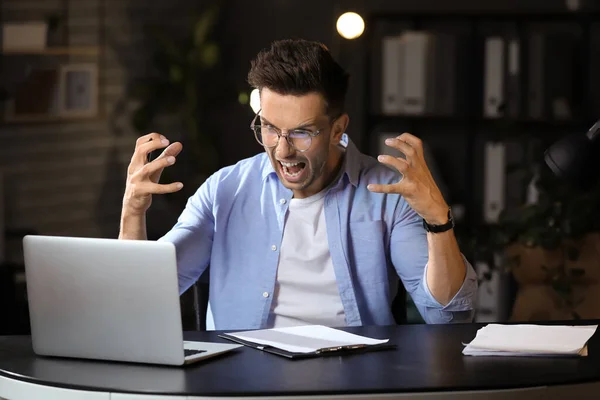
[423,208,455,233]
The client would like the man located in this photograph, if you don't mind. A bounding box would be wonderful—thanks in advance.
[119,39,477,330]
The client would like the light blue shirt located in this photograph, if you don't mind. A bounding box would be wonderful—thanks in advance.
[159,135,477,330]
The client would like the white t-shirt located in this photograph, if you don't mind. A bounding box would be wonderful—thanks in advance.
[267,189,346,328]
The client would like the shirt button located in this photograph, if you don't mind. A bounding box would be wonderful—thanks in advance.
[263,292,269,298]
[271,245,277,251]
[280,199,286,205]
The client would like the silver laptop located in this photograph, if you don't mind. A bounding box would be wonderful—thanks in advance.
[22,235,242,366]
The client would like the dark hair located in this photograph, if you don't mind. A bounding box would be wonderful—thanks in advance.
[247,39,349,119]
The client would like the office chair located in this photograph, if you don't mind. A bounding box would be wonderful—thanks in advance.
[391,285,408,324]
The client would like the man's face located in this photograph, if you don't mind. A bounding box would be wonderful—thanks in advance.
[259,88,345,199]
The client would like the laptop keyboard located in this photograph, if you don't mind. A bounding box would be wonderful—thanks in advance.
[184,348,207,357]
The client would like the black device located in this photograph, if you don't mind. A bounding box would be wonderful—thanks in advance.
[544,119,600,187]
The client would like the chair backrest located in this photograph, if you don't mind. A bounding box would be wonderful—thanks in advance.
[391,281,408,324]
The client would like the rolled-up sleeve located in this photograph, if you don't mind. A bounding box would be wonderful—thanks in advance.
[390,199,477,324]
[415,257,478,323]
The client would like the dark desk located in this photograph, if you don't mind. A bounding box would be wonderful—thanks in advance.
[1,323,600,400]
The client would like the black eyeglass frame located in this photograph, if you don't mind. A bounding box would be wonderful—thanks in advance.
[250,109,334,153]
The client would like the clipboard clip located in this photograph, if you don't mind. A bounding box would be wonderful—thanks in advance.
[315,344,368,354]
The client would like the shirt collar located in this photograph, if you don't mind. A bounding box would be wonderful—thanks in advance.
[261,133,360,187]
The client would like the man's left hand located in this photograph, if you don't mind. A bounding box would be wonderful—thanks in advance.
[367,132,449,225]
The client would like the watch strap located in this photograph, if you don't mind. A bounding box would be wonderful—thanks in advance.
[423,209,454,233]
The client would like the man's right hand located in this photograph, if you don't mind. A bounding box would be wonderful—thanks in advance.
[122,132,184,216]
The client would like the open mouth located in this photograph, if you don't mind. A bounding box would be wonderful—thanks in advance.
[279,160,307,182]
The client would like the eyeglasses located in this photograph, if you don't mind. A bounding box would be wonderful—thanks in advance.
[250,110,323,152]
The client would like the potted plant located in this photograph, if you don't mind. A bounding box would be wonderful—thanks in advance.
[462,164,600,321]
[503,166,600,320]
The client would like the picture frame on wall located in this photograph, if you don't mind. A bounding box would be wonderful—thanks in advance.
[3,68,60,121]
[57,63,98,118]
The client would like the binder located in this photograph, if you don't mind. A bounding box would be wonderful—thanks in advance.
[401,31,432,115]
[505,38,521,118]
[546,32,576,120]
[483,141,506,223]
[483,37,505,118]
[527,31,545,119]
[528,28,578,120]
[381,35,406,115]
[432,32,458,115]
[218,333,396,359]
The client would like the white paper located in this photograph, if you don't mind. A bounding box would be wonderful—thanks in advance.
[463,324,598,357]
[228,325,389,354]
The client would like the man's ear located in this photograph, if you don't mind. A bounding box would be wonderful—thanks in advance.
[331,113,349,143]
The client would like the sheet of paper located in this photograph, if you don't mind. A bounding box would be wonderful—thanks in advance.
[463,324,597,356]
[228,325,389,354]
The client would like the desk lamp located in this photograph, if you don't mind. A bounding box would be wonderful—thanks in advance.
[544,119,600,187]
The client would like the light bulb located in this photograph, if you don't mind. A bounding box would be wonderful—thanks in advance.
[250,88,260,114]
[336,12,365,40]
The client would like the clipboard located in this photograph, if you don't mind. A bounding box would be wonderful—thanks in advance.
[218,333,397,359]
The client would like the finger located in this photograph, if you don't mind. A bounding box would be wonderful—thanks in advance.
[147,140,183,164]
[367,183,402,194]
[135,132,165,148]
[148,142,183,182]
[146,181,184,194]
[131,136,171,169]
[385,137,416,161]
[377,154,409,174]
[154,141,183,160]
[396,132,423,152]
[140,155,177,182]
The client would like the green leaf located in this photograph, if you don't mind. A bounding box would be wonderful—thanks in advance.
[169,65,184,83]
[193,5,219,47]
[201,42,219,67]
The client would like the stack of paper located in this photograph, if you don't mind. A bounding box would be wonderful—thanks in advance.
[463,324,598,357]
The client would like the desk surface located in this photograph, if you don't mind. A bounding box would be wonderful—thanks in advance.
[1,323,600,398]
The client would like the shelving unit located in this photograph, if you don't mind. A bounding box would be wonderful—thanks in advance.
[0,0,105,124]
[333,0,600,323]
[0,0,106,334]
[339,0,600,229]
[1,113,106,124]
[2,46,100,56]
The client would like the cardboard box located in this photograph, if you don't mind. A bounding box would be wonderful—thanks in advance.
[511,283,600,321]
[506,234,600,285]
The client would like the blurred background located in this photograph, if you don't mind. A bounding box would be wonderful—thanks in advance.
[1,0,600,334]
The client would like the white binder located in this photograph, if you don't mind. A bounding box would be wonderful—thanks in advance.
[401,31,432,115]
[483,37,505,118]
[483,141,506,223]
[381,35,405,115]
